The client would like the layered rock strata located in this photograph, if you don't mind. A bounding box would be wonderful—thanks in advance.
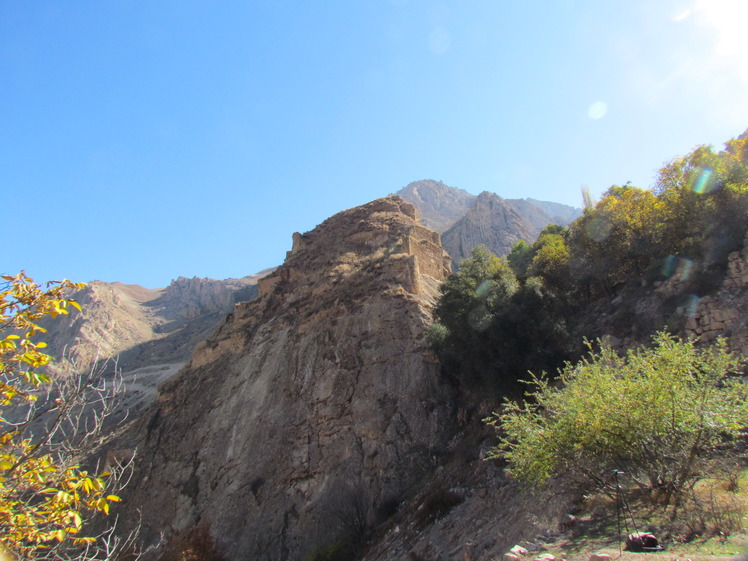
[119,196,456,560]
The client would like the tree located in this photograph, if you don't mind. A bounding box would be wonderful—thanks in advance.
[430,245,573,389]
[486,333,748,505]
[568,185,664,296]
[0,272,125,560]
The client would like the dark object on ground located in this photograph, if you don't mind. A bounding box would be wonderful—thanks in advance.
[625,532,662,552]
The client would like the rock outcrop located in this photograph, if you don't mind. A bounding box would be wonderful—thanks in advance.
[396,181,581,267]
[441,191,540,264]
[683,231,748,356]
[117,196,457,560]
[396,179,474,232]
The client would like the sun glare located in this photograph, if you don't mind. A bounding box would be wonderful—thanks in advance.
[690,0,748,80]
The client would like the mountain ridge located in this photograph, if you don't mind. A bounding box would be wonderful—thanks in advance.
[395,179,581,264]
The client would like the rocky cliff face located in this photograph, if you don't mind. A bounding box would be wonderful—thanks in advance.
[441,191,539,264]
[118,196,457,560]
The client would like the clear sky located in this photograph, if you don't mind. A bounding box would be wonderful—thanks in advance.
[2,1,747,288]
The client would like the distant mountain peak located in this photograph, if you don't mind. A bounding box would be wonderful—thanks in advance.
[396,179,581,265]
[395,179,475,232]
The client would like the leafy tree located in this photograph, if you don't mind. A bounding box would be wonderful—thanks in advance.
[655,133,748,268]
[568,184,664,296]
[507,240,533,279]
[528,228,571,294]
[431,246,573,388]
[487,333,748,505]
[0,272,124,559]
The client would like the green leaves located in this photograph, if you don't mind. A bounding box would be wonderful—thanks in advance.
[487,333,748,498]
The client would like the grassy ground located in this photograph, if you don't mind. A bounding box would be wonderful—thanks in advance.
[535,470,748,561]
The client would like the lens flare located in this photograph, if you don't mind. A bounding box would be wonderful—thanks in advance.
[679,258,694,282]
[428,27,451,54]
[686,294,700,318]
[692,168,714,193]
[587,101,608,119]
[475,279,491,298]
[468,305,491,332]
[662,255,678,277]
[586,216,613,242]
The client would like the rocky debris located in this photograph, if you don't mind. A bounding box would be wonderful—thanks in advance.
[504,544,561,561]
[114,196,458,560]
[587,554,611,561]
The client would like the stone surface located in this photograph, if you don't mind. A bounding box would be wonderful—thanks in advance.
[441,191,540,265]
[396,179,475,232]
[115,196,458,560]
[682,231,748,357]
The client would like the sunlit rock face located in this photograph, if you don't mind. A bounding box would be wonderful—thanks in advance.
[121,196,457,560]
[396,179,475,232]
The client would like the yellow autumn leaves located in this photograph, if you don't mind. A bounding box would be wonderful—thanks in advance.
[1,272,119,558]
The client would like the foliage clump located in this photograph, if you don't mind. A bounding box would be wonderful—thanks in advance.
[486,333,748,506]
[429,244,574,389]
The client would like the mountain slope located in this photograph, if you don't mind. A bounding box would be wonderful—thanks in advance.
[441,191,540,264]
[38,274,267,418]
[395,179,474,232]
[113,196,458,560]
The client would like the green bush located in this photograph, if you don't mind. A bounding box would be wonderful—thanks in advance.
[486,333,748,505]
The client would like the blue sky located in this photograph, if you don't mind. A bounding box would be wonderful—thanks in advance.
[2,1,747,288]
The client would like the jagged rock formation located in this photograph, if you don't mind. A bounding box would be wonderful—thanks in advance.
[43,276,264,375]
[116,196,457,560]
[396,181,581,265]
[522,197,582,226]
[441,191,540,264]
[39,274,266,417]
[396,179,474,232]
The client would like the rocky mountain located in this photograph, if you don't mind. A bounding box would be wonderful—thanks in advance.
[396,180,581,265]
[395,179,474,232]
[523,197,583,225]
[441,191,541,265]
[42,190,748,561]
[40,273,267,417]
[113,196,459,560]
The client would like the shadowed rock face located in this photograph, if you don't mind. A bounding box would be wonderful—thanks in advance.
[120,196,457,560]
